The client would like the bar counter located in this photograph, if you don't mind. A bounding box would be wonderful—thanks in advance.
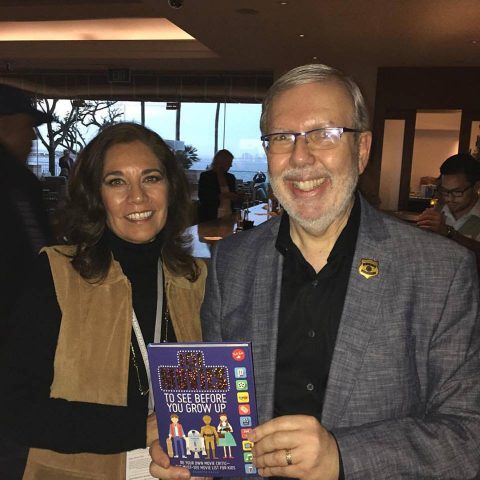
[188,203,277,259]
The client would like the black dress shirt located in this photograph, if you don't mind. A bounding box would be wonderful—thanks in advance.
[273,195,360,479]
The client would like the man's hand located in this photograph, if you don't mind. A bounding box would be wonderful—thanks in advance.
[149,439,191,479]
[249,415,339,480]
[416,208,447,235]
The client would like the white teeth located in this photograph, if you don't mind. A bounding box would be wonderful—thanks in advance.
[126,211,153,221]
[293,178,326,191]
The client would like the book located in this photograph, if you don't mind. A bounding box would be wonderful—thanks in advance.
[147,342,258,477]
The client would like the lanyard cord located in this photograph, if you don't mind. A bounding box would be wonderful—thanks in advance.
[131,258,164,412]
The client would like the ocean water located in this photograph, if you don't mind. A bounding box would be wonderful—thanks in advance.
[28,153,268,183]
[194,157,268,183]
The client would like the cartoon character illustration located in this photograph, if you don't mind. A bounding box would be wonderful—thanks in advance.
[217,412,237,459]
[168,414,187,458]
[185,429,206,458]
[200,415,219,459]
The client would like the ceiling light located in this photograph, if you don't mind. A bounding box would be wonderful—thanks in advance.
[299,34,305,38]
[278,1,289,5]
[471,40,479,45]
[0,18,194,41]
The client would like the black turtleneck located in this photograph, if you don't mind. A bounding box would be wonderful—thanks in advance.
[105,229,176,408]
[0,229,171,454]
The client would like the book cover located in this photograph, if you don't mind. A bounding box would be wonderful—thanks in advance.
[147,342,258,477]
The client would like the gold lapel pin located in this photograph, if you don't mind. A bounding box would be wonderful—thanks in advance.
[358,258,379,279]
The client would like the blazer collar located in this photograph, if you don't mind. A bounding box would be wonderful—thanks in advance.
[321,196,393,428]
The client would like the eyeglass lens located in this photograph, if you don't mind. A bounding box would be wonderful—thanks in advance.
[439,185,472,197]
[263,128,348,153]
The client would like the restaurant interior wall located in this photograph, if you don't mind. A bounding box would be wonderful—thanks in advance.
[410,111,461,194]
[410,129,458,192]
[370,67,480,211]
[378,120,404,211]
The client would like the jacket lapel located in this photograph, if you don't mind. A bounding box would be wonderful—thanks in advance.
[322,199,392,428]
[251,218,283,424]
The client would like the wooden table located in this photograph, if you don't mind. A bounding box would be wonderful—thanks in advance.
[188,203,277,259]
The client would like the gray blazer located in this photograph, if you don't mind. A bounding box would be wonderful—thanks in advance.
[201,195,480,479]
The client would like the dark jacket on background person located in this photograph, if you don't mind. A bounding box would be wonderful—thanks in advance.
[0,144,52,330]
[197,169,237,222]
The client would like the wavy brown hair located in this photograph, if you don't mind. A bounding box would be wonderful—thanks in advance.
[59,122,198,282]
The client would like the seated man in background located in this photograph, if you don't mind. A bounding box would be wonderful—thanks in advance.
[417,153,480,265]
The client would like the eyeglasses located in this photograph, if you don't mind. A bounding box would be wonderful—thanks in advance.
[437,185,473,198]
[260,127,362,154]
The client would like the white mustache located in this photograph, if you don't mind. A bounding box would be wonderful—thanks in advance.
[274,166,332,182]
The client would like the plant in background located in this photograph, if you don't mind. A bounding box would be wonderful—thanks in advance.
[175,144,199,169]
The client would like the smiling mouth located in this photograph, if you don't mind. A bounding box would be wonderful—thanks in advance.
[125,211,154,221]
[292,177,326,192]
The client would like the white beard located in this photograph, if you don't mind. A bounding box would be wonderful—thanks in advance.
[269,159,359,236]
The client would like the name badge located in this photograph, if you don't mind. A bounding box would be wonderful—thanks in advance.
[126,448,155,480]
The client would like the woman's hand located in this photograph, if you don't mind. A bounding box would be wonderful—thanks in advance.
[146,413,159,447]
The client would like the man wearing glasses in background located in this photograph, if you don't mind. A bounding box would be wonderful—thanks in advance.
[149,64,480,479]
[417,153,480,265]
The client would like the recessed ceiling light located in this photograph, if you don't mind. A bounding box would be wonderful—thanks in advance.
[299,34,305,38]
[0,18,194,41]
[312,56,318,60]
[278,1,289,5]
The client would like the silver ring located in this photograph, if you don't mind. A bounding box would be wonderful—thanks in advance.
[285,449,293,466]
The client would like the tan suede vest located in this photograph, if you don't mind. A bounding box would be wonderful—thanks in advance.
[23,245,206,480]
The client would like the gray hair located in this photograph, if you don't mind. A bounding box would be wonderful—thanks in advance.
[260,63,370,134]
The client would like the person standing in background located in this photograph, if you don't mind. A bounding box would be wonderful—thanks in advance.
[58,149,75,177]
[0,84,53,333]
[197,149,242,222]
[0,83,53,480]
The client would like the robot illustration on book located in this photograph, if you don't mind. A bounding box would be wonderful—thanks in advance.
[186,430,207,458]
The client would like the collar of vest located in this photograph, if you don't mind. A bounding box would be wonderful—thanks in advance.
[43,244,197,289]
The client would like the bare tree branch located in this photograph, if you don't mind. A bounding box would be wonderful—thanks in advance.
[34,99,121,174]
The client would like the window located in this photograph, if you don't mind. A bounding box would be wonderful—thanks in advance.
[31,99,267,182]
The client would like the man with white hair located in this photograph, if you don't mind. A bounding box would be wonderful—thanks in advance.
[149,64,480,479]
